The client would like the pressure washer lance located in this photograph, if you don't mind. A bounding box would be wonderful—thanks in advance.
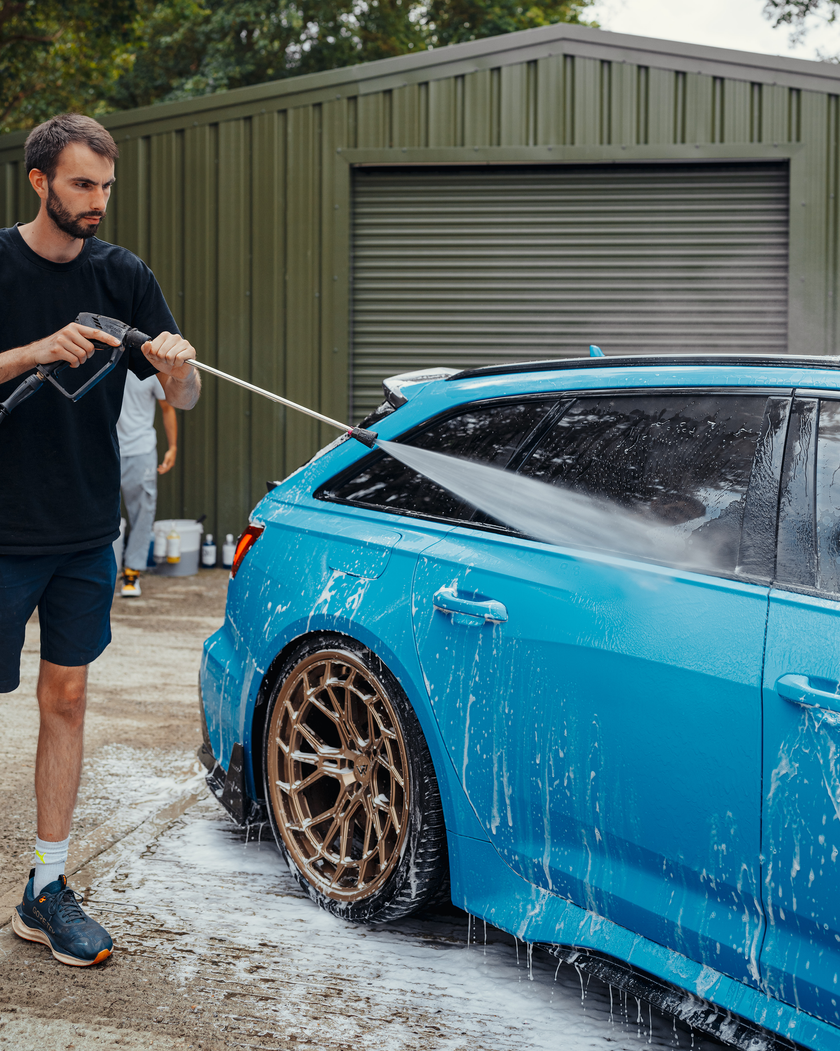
[0,312,379,448]
[188,359,379,447]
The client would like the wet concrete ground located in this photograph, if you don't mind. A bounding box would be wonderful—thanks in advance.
[0,570,728,1050]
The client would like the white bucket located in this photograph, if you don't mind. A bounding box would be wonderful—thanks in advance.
[152,519,203,577]
[113,517,126,570]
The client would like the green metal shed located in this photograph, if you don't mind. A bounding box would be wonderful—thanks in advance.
[2,23,838,541]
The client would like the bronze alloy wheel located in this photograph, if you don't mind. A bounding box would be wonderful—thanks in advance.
[266,646,412,903]
[264,635,448,922]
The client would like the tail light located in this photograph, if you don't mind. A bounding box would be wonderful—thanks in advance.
[230,524,265,578]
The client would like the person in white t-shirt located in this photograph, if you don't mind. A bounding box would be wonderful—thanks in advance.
[116,370,177,596]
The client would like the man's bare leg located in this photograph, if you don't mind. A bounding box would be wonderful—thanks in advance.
[35,660,88,841]
[14,658,112,965]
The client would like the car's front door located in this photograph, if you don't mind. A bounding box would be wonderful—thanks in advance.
[760,394,840,1027]
[412,390,787,985]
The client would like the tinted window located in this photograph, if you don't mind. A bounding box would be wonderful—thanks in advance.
[327,400,553,519]
[518,394,768,572]
[817,399,840,594]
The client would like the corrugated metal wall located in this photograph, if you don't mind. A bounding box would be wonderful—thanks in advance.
[351,162,790,417]
[0,24,837,541]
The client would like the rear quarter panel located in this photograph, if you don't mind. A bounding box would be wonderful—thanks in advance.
[205,480,490,844]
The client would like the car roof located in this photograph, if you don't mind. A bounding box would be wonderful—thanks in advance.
[448,353,840,381]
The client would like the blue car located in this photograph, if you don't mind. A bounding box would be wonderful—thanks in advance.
[199,354,840,1051]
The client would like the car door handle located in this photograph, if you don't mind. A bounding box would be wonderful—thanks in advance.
[432,587,508,624]
[776,673,840,714]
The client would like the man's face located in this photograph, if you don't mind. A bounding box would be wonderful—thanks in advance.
[43,143,115,240]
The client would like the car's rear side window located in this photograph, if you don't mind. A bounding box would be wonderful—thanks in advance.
[517,393,768,572]
[816,399,840,595]
[325,399,554,519]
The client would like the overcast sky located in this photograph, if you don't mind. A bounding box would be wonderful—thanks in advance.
[588,0,840,62]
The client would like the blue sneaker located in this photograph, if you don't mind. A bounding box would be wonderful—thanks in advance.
[12,870,112,966]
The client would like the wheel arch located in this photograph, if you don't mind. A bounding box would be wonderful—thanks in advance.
[248,625,489,847]
[249,631,313,804]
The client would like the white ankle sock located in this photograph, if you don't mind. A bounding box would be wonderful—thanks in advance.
[33,835,70,895]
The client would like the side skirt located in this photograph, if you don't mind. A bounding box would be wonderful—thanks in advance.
[547,945,797,1051]
[447,832,837,1051]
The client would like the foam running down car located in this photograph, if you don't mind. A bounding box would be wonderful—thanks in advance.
[199,354,840,1051]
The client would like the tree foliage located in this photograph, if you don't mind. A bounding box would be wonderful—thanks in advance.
[426,1,594,48]
[764,0,835,26]
[105,0,427,109]
[0,1,141,132]
[764,0,840,57]
[0,0,595,132]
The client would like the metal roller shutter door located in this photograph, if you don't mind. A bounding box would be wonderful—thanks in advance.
[350,162,789,417]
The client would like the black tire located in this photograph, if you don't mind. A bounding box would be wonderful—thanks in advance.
[262,632,448,923]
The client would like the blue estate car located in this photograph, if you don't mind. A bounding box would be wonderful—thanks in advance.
[199,354,840,1051]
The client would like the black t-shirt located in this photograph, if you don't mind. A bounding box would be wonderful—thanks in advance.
[0,226,179,554]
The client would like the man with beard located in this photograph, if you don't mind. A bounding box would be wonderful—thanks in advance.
[0,113,201,966]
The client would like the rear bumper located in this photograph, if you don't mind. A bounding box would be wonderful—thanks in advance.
[198,679,265,827]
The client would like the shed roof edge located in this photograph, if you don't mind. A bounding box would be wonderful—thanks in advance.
[0,22,838,150]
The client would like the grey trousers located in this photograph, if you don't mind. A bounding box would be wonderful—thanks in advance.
[121,450,158,571]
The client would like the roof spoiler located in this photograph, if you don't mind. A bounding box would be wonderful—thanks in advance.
[383,367,460,408]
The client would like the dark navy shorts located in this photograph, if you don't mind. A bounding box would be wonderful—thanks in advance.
[0,544,117,693]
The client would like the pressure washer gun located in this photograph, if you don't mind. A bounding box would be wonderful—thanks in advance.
[0,311,379,447]
[0,312,151,426]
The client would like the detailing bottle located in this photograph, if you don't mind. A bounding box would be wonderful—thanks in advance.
[202,534,217,568]
[222,533,236,569]
[153,529,167,562]
[166,527,181,564]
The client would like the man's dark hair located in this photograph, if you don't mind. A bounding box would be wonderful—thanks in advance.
[24,114,119,179]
